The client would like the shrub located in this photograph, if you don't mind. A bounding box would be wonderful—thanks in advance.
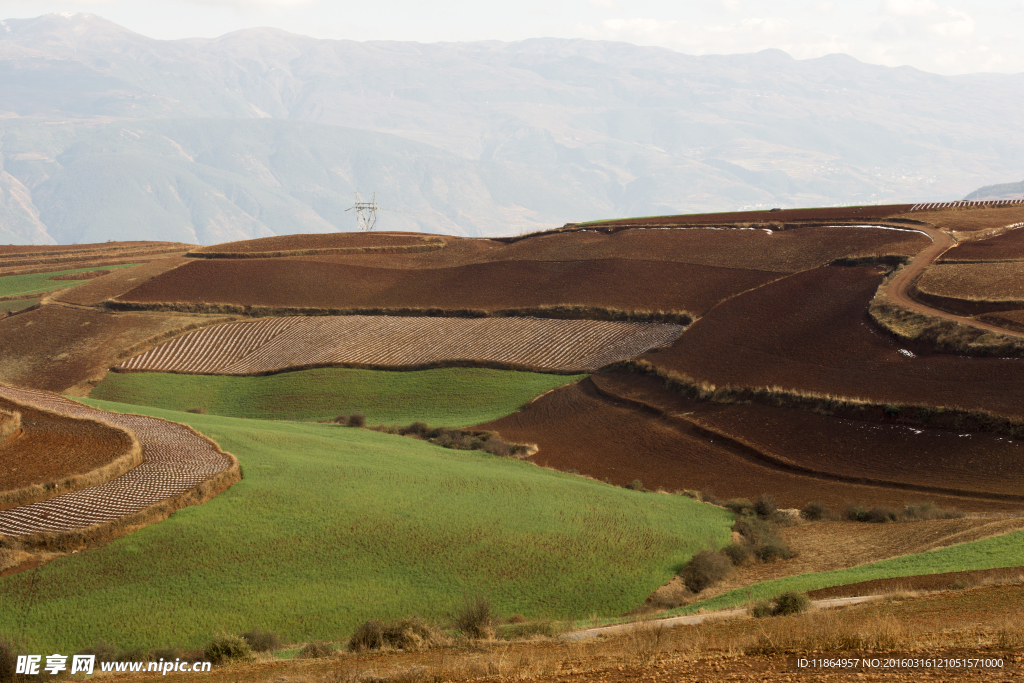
[482,438,512,457]
[400,421,431,437]
[241,629,281,653]
[625,479,647,492]
[750,602,773,619]
[902,502,963,521]
[506,614,527,624]
[76,640,118,663]
[204,633,253,665]
[298,641,335,659]
[151,647,181,662]
[453,594,494,639]
[846,505,868,522]
[348,617,449,653]
[333,414,349,425]
[755,542,795,563]
[801,502,828,521]
[863,507,897,523]
[0,638,16,683]
[724,498,754,516]
[772,591,811,616]
[720,543,754,567]
[753,495,777,520]
[348,412,366,428]
[185,407,206,414]
[680,550,733,593]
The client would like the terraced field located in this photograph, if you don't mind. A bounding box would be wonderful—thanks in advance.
[116,315,683,375]
[188,232,444,257]
[0,386,236,537]
[913,261,1024,314]
[0,395,142,510]
[940,226,1024,261]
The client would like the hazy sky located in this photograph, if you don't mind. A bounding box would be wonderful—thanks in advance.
[0,0,1022,75]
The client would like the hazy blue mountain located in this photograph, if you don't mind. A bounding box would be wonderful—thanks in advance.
[1,12,1022,243]
[964,180,1024,201]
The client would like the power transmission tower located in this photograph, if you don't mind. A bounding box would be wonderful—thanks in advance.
[346,192,378,231]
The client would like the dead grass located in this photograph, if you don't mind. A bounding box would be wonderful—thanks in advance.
[897,204,1024,232]
[0,410,19,440]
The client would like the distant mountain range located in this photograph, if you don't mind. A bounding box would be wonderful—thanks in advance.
[0,13,1022,244]
[964,180,1024,201]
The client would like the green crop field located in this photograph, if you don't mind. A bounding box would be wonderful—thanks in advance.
[0,399,733,652]
[0,264,138,298]
[671,529,1024,615]
[0,296,39,314]
[91,368,587,426]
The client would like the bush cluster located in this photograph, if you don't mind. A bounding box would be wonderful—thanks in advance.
[298,641,334,659]
[348,617,450,653]
[453,594,495,640]
[241,629,281,653]
[203,633,253,665]
[751,591,811,618]
[379,421,525,457]
[333,411,366,427]
[845,501,962,523]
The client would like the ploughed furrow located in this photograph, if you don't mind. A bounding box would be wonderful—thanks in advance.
[118,318,293,373]
[117,316,685,374]
[0,387,233,537]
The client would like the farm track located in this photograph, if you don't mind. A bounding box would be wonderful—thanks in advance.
[885,225,1024,337]
[0,386,234,537]
[116,315,684,375]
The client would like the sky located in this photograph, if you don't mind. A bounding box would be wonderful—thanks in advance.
[0,0,1022,75]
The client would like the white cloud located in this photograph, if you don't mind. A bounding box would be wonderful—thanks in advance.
[881,0,938,17]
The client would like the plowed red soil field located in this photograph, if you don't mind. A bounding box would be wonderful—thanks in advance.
[639,266,1024,419]
[591,373,1024,502]
[478,377,1017,512]
[577,204,913,227]
[0,306,235,394]
[897,205,1024,232]
[466,225,929,272]
[940,227,1024,261]
[0,242,192,276]
[188,232,440,255]
[117,315,682,374]
[0,397,136,495]
[115,258,779,316]
[51,256,191,306]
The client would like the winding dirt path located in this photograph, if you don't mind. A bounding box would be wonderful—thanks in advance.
[882,224,1024,336]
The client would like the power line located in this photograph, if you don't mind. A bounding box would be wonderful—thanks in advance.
[345,192,379,231]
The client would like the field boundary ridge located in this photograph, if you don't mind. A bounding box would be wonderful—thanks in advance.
[0,395,144,512]
[0,387,241,554]
[185,241,445,259]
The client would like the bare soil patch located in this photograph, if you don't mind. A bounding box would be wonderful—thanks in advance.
[478,378,1018,512]
[573,203,912,228]
[914,262,1024,313]
[0,305,236,394]
[189,232,435,254]
[897,204,1024,232]
[0,396,142,510]
[51,256,191,306]
[114,258,775,317]
[941,226,1024,261]
[808,566,1024,599]
[640,266,1024,419]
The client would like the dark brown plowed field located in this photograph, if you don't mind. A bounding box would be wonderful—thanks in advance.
[0,306,235,394]
[0,241,185,256]
[0,397,136,495]
[478,378,1017,512]
[51,256,191,306]
[466,225,929,273]
[591,373,1024,502]
[115,258,780,316]
[640,266,1024,419]
[897,205,1024,232]
[979,309,1024,334]
[575,204,912,227]
[941,227,1024,261]
[188,232,439,255]
[808,566,1024,599]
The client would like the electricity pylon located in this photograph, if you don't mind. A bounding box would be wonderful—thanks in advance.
[346,192,379,231]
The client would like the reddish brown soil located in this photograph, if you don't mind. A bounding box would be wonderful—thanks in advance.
[640,266,1024,419]
[51,256,191,306]
[0,306,234,394]
[478,378,1018,512]
[0,241,182,256]
[574,204,913,227]
[897,205,1024,232]
[115,258,780,317]
[188,232,438,254]
[0,397,134,491]
[470,225,929,273]
[941,227,1024,261]
[979,309,1024,333]
[592,373,1024,502]
[808,566,1024,599]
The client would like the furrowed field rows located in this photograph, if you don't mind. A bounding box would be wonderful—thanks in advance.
[117,316,684,374]
[0,387,234,537]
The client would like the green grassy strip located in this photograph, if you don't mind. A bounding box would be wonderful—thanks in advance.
[668,529,1024,615]
[0,264,138,297]
[0,399,733,652]
[91,368,588,427]
[0,297,39,314]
